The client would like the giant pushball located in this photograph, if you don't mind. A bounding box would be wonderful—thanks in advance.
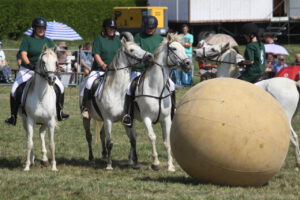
[170,78,290,186]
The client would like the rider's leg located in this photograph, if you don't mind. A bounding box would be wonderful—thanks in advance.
[168,78,176,120]
[5,67,33,125]
[5,82,26,125]
[122,76,139,127]
[54,82,69,121]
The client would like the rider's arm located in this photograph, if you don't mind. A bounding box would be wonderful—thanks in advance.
[21,51,34,70]
[94,54,107,70]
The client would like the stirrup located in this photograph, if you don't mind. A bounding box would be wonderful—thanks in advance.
[122,114,132,127]
[57,111,69,121]
[5,116,16,126]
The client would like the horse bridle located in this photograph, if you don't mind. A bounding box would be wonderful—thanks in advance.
[35,52,57,79]
[136,42,186,124]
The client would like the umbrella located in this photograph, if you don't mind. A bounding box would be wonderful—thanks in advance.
[275,65,300,80]
[264,43,289,55]
[205,34,238,47]
[24,21,82,41]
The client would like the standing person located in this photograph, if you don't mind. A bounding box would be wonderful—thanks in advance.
[122,15,176,127]
[80,42,93,75]
[80,18,121,118]
[291,53,300,66]
[180,24,194,86]
[238,23,266,83]
[0,41,13,83]
[5,17,69,125]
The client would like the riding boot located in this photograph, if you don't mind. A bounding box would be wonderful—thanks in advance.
[122,94,134,127]
[81,88,91,119]
[171,90,176,120]
[4,95,19,125]
[54,85,69,121]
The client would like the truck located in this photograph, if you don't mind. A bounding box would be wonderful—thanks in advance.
[148,0,300,43]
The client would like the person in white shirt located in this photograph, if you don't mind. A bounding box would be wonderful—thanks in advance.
[0,41,13,83]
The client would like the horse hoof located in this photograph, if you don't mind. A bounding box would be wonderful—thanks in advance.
[52,167,58,171]
[41,160,49,167]
[106,164,113,170]
[151,164,160,171]
[168,166,176,172]
[295,167,299,171]
[24,167,30,171]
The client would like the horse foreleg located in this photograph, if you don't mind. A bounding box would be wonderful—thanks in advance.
[48,119,57,171]
[290,124,300,168]
[83,118,94,163]
[39,124,48,166]
[143,117,160,170]
[160,117,175,172]
[100,127,108,162]
[125,124,139,169]
[24,118,34,171]
[104,121,113,170]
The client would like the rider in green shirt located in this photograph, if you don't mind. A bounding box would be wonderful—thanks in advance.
[239,23,266,83]
[5,17,69,125]
[81,18,121,118]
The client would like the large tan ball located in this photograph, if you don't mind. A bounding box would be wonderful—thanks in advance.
[171,78,290,186]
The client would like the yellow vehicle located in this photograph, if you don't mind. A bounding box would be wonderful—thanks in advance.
[113,7,168,35]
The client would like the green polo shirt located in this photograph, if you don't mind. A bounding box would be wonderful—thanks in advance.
[133,32,163,72]
[19,36,54,66]
[239,42,265,83]
[91,35,121,71]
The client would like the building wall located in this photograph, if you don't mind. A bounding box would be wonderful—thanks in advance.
[289,0,300,18]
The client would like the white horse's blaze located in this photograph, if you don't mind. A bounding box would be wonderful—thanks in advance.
[134,33,191,172]
[195,43,300,167]
[22,47,58,171]
[80,36,153,169]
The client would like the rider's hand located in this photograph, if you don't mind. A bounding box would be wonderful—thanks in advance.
[101,63,107,71]
[26,63,35,70]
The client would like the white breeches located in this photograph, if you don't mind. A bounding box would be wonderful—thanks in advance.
[126,71,175,95]
[80,70,105,96]
[11,66,64,97]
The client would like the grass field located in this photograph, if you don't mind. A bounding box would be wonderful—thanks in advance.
[1,83,300,200]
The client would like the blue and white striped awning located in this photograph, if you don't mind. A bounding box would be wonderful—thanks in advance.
[24,21,82,41]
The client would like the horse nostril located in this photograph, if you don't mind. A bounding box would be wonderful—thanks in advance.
[186,61,190,66]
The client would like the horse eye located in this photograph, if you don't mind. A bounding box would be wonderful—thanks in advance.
[211,48,216,52]
[130,49,134,52]
[171,47,177,51]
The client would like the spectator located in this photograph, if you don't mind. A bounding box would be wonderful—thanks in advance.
[273,55,288,74]
[180,24,194,86]
[291,53,300,66]
[0,41,13,83]
[80,42,93,75]
[57,42,73,72]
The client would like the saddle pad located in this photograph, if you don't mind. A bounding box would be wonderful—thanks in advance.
[21,78,33,108]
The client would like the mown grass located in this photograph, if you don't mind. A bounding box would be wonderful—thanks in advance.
[1,83,300,200]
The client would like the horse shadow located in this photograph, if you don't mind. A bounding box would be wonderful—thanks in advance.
[56,157,148,170]
[0,157,23,169]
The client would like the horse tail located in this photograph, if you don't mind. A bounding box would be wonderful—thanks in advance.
[93,119,103,144]
[294,80,300,117]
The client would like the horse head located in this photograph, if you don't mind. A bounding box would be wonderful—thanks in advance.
[36,46,57,85]
[120,37,153,67]
[163,33,191,73]
[193,42,230,62]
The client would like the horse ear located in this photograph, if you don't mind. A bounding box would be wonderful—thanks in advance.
[121,36,127,45]
[42,45,48,52]
[53,46,57,52]
[167,33,173,42]
[120,32,134,42]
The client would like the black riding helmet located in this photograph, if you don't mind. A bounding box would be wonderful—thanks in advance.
[102,18,117,28]
[241,22,258,36]
[143,16,158,29]
[32,17,47,28]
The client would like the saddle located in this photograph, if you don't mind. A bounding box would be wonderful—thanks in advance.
[90,75,105,119]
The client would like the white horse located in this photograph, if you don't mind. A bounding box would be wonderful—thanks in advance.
[194,43,300,167]
[80,37,153,170]
[22,47,58,171]
[132,34,191,171]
